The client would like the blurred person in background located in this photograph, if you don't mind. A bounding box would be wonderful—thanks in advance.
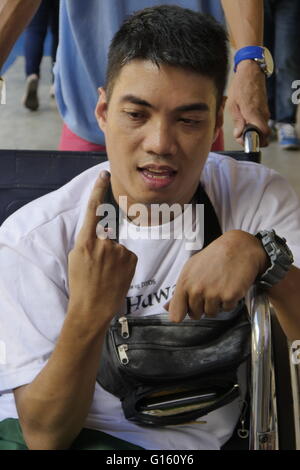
[264,0,300,149]
[0,0,270,149]
[22,0,59,111]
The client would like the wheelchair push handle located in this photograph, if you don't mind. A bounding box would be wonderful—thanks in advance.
[243,124,261,154]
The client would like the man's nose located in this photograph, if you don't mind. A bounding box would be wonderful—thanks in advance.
[142,119,177,156]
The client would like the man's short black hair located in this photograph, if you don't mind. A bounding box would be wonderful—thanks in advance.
[106,5,229,108]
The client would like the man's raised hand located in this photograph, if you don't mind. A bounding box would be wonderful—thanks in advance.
[68,171,137,327]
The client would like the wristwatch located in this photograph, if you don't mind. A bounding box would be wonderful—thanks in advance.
[234,46,274,78]
[255,230,294,288]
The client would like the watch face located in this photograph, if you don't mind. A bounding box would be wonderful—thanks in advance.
[262,47,274,77]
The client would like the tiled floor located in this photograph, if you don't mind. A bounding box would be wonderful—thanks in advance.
[1,57,300,199]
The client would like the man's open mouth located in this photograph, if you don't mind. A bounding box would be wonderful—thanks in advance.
[137,165,177,178]
[137,165,178,189]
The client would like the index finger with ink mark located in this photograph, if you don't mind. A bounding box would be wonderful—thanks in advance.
[80,170,111,240]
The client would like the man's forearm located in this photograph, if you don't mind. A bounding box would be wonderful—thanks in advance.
[0,0,41,68]
[267,266,300,341]
[221,0,263,48]
[15,307,110,450]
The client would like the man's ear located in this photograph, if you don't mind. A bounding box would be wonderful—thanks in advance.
[95,87,108,132]
[213,96,226,144]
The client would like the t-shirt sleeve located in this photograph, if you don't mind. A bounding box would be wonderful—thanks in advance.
[234,168,300,268]
[205,157,300,268]
[0,235,68,393]
[241,169,300,268]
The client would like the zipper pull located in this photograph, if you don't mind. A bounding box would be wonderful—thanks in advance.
[118,344,129,365]
[118,316,130,338]
[237,399,249,439]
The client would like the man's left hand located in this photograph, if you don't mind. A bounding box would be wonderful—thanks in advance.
[166,230,269,322]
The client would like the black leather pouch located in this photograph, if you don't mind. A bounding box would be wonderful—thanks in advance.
[97,303,250,426]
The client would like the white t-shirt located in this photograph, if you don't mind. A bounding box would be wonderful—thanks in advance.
[0,153,300,450]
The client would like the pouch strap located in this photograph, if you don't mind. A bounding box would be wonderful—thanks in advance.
[193,183,222,248]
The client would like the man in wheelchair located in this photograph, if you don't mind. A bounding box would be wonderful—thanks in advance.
[0,5,300,450]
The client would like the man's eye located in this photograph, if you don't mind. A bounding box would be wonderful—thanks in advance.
[179,118,201,125]
[125,111,145,120]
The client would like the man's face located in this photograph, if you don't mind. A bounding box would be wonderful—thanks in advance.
[96,60,224,209]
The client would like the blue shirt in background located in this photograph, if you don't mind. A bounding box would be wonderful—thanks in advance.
[55,0,225,145]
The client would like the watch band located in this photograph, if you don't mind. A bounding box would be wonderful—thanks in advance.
[234,46,264,72]
[234,46,274,78]
[255,230,294,288]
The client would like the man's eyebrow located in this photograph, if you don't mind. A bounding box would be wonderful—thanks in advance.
[175,103,209,113]
[120,94,209,112]
[120,95,153,108]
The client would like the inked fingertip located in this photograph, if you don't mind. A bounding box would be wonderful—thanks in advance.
[99,170,111,180]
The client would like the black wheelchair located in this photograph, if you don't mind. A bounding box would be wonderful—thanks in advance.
[0,127,299,450]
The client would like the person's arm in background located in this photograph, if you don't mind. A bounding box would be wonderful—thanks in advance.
[0,0,41,67]
[221,0,270,146]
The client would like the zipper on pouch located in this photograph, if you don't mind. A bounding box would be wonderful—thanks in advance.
[118,316,130,338]
[118,344,129,364]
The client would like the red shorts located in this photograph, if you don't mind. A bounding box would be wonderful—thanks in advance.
[58,124,106,152]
